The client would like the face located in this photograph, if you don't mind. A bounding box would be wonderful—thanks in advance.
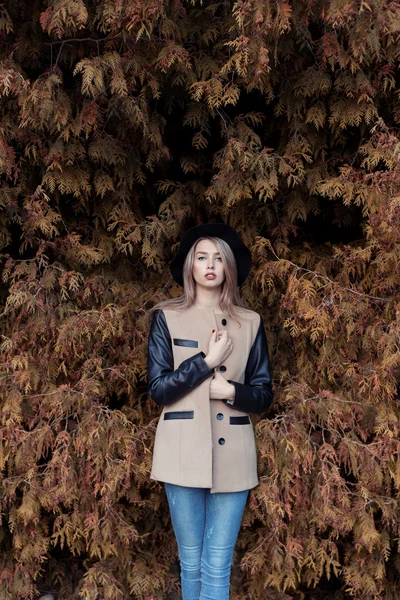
[192,239,225,289]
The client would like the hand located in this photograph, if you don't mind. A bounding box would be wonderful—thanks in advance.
[204,329,233,370]
[209,370,235,400]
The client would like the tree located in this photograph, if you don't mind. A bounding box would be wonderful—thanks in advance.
[1,1,400,598]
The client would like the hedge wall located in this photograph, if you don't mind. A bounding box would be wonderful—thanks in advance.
[1,1,400,598]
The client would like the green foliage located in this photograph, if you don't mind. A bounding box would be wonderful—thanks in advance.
[1,0,400,598]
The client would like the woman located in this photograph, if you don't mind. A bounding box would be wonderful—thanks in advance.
[147,223,273,600]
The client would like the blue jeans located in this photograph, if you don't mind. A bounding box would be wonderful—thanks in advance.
[165,483,249,600]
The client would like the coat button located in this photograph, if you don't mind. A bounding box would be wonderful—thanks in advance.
[220,365,227,372]
[218,438,225,445]
[217,413,224,420]
[221,319,227,326]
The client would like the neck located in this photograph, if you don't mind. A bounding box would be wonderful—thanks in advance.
[194,286,222,310]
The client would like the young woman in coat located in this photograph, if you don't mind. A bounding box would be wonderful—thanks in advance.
[147,223,273,600]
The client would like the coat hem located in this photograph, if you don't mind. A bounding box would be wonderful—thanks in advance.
[150,472,258,493]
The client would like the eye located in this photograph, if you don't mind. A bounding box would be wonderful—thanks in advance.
[216,257,222,261]
[198,256,206,260]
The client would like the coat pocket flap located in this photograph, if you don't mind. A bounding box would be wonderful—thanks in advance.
[230,416,251,425]
[173,338,198,348]
[164,410,195,420]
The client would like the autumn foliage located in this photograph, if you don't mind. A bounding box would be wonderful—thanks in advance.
[1,1,400,598]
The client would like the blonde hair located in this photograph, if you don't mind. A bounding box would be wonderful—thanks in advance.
[147,236,249,324]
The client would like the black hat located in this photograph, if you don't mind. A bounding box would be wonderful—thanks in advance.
[170,223,252,287]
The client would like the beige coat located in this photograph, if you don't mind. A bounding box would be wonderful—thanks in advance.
[150,304,262,493]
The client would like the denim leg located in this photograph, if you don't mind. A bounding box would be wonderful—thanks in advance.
[200,490,248,600]
[165,483,207,600]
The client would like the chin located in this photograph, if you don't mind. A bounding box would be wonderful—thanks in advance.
[203,281,223,288]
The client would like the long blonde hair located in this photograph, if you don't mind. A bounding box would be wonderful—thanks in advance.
[147,236,249,323]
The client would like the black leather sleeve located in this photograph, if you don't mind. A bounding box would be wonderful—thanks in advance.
[147,310,214,406]
[224,316,273,414]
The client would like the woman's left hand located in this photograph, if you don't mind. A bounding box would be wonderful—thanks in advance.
[209,370,235,401]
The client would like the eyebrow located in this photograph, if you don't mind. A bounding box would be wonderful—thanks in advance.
[195,251,221,255]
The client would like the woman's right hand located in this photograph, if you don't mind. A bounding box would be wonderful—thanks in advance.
[204,330,233,370]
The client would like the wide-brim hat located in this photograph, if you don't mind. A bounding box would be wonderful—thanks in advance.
[170,223,252,287]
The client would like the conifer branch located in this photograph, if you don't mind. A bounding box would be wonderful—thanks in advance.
[45,34,122,46]
[268,247,390,302]
[45,34,123,70]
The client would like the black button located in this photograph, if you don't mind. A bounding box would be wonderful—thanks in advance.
[220,365,227,372]
[216,413,224,420]
[218,438,225,445]
[221,319,227,326]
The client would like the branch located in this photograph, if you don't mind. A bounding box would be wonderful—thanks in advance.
[268,246,390,303]
[44,34,122,46]
[45,34,123,71]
